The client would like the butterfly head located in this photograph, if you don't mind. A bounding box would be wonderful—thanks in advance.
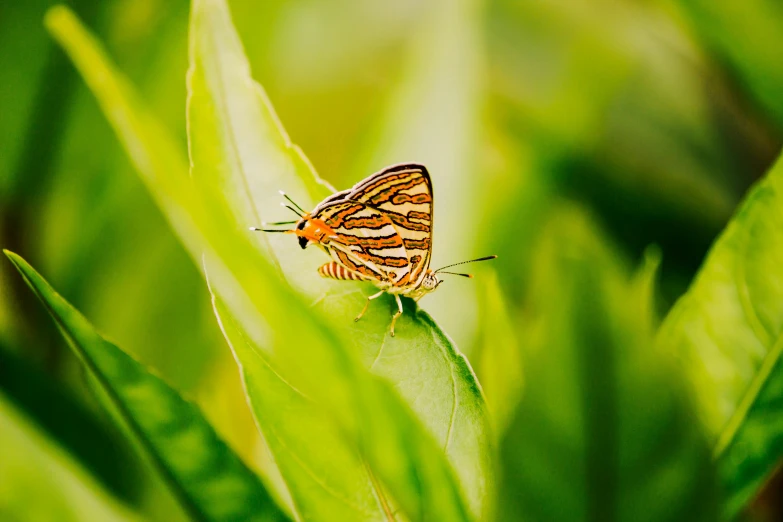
[405,270,441,300]
[251,192,339,250]
[421,271,441,292]
[293,215,337,250]
[295,219,309,249]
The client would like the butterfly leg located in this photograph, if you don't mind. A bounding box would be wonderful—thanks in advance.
[389,294,403,337]
[355,290,385,322]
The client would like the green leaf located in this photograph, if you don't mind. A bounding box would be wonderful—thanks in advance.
[0,391,136,522]
[211,295,395,521]
[187,0,488,518]
[4,250,289,522]
[498,209,718,522]
[49,4,485,520]
[657,152,783,517]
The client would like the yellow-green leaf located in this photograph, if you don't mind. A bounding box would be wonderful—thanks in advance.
[657,151,783,517]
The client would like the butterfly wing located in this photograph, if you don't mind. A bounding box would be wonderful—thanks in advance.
[346,163,433,289]
[311,200,411,285]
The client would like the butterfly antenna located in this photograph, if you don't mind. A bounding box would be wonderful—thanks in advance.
[249,227,293,233]
[262,220,298,226]
[279,190,307,215]
[280,202,304,218]
[437,271,474,278]
[434,255,497,273]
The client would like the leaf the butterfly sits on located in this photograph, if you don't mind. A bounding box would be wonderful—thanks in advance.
[254,163,496,335]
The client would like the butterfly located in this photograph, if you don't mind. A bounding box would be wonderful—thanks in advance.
[253,163,496,336]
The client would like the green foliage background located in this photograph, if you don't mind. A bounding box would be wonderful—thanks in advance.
[1,0,783,520]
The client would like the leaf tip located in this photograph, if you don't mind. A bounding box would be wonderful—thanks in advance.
[3,249,20,265]
[3,250,32,284]
[43,4,72,34]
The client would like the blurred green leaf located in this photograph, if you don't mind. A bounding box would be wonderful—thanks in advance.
[657,151,783,517]
[498,209,717,521]
[31,0,218,400]
[0,391,136,522]
[631,246,663,331]
[475,271,523,435]
[672,0,783,131]
[485,0,758,295]
[0,0,60,202]
[49,3,486,520]
[4,250,288,522]
[0,345,142,502]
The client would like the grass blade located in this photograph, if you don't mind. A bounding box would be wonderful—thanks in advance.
[4,250,289,522]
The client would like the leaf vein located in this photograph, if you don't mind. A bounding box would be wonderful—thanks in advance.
[434,327,458,453]
[714,221,783,458]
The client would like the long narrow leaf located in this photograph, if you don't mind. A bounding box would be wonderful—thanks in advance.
[4,250,289,522]
[657,151,783,517]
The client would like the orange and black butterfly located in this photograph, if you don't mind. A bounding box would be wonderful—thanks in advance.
[253,163,495,336]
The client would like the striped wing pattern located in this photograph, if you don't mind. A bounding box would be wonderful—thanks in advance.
[312,200,410,285]
[311,164,433,292]
[347,164,433,289]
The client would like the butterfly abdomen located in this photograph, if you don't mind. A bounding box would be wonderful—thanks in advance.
[318,261,367,281]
